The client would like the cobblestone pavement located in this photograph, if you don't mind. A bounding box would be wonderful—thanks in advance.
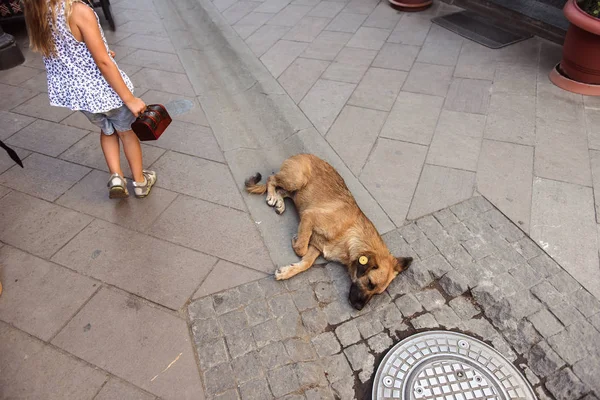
[189,196,600,400]
[205,0,600,299]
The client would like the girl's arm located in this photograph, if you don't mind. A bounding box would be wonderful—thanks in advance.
[70,2,145,116]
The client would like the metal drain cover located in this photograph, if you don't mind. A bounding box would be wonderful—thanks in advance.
[373,331,536,400]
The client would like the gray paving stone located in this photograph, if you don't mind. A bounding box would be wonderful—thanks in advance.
[397,223,426,244]
[305,387,335,400]
[0,191,92,258]
[403,62,454,97]
[330,379,355,399]
[346,27,390,50]
[259,341,293,369]
[94,378,155,400]
[547,322,598,365]
[323,300,353,325]
[214,288,244,315]
[322,47,376,84]
[0,321,107,400]
[131,68,194,96]
[493,63,537,96]
[295,361,327,389]
[334,320,362,347]
[267,4,312,26]
[439,270,469,297]
[219,308,250,332]
[434,209,463,230]
[461,318,497,340]
[326,105,387,175]
[261,40,309,78]
[360,138,427,225]
[444,78,491,114]
[119,49,185,73]
[492,336,517,362]
[278,57,329,103]
[284,338,318,362]
[189,296,216,321]
[535,118,591,187]
[414,289,446,311]
[503,319,542,354]
[205,362,236,395]
[348,67,407,112]
[387,14,431,46]
[506,291,543,320]
[368,332,394,354]
[12,92,74,123]
[194,261,266,299]
[0,110,35,140]
[268,292,297,318]
[395,293,423,318]
[52,288,203,400]
[408,165,475,219]
[573,356,600,396]
[149,195,273,272]
[259,277,288,298]
[411,236,438,260]
[449,296,481,320]
[531,178,600,299]
[484,93,536,146]
[0,246,97,341]
[0,83,37,111]
[279,310,309,339]
[253,318,282,347]
[291,287,318,312]
[416,41,461,67]
[6,119,88,157]
[312,332,341,357]
[326,12,367,33]
[246,299,273,327]
[215,390,240,400]
[118,32,176,53]
[192,318,223,344]
[307,1,344,17]
[268,364,301,397]
[0,65,41,86]
[234,12,275,39]
[355,313,385,339]
[410,313,438,330]
[283,16,330,42]
[0,152,89,202]
[545,367,587,400]
[152,151,245,209]
[528,254,562,278]
[197,337,230,370]
[363,3,402,29]
[380,91,444,145]
[528,308,564,338]
[427,130,481,172]
[52,219,215,310]
[146,121,224,163]
[527,341,566,378]
[571,288,600,317]
[314,281,337,304]
[476,140,533,232]
[344,342,374,380]
[446,222,475,242]
[537,80,584,123]
[547,301,586,327]
[431,305,461,329]
[302,30,351,61]
[239,378,274,400]
[226,329,257,359]
[508,263,544,289]
[299,79,355,134]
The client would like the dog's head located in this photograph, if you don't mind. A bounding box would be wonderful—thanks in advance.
[348,253,412,310]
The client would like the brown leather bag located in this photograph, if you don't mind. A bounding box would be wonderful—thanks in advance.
[131,104,172,141]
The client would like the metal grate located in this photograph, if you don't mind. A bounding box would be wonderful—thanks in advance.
[373,331,536,400]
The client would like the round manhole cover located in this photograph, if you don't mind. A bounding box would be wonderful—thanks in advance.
[372,331,536,400]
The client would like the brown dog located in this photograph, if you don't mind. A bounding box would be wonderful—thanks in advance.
[245,154,413,310]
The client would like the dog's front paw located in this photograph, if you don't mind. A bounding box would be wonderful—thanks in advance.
[274,265,294,280]
[266,194,277,207]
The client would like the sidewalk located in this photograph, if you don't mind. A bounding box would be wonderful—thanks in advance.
[0,0,599,398]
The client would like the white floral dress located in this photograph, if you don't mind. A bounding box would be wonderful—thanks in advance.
[43,0,134,113]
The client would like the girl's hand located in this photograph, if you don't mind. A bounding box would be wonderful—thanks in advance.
[125,97,146,117]
[109,49,116,58]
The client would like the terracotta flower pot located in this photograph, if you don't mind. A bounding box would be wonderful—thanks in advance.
[550,0,600,95]
[388,0,432,12]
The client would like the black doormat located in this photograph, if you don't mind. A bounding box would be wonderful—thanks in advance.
[432,10,533,49]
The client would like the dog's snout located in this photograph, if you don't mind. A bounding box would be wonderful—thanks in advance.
[349,282,367,310]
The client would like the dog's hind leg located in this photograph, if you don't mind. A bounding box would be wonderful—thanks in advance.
[275,245,320,280]
[292,214,313,257]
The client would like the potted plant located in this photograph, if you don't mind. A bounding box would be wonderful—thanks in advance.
[388,0,432,12]
[550,0,600,95]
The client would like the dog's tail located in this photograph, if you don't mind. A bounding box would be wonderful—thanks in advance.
[245,173,267,194]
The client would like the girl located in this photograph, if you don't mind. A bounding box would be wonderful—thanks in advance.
[24,0,156,198]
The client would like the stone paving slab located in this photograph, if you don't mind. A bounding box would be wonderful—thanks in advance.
[189,196,600,399]
[0,321,108,400]
[52,287,204,400]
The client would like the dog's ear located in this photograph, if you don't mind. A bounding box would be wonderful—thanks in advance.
[395,257,413,272]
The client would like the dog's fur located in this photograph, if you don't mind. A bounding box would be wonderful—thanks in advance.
[245,154,412,310]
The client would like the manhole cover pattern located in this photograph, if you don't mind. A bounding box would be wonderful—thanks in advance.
[373,331,536,400]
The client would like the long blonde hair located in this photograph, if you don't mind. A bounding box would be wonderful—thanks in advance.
[23,0,76,57]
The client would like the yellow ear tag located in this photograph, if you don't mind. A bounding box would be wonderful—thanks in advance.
[359,256,368,265]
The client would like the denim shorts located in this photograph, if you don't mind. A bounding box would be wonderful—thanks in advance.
[81,104,136,135]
